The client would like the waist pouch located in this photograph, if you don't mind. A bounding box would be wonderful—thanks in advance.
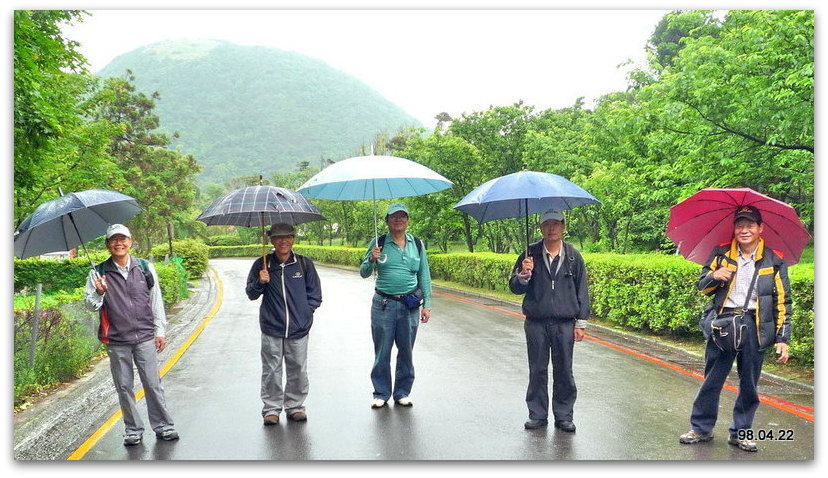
[376,288,423,310]
[711,313,749,353]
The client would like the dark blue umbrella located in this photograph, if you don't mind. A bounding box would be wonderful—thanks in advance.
[14,189,142,261]
[453,170,600,251]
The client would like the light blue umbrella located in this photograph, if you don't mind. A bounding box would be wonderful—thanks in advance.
[297,154,452,241]
[453,170,600,252]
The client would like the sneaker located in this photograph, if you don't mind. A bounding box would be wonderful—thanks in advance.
[394,396,413,407]
[679,430,714,444]
[123,434,142,446]
[728,436,758,452]
[371,398,388,409]
[263,414,280,425]
[155,429,179,441]
[287,411,308,422]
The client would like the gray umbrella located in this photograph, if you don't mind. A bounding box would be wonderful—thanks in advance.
[196,185,325,264]
[14,189,142,261]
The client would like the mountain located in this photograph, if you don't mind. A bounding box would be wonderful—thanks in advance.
[96,40,422,185]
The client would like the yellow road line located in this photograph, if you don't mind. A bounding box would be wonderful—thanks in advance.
[66,267,224,460]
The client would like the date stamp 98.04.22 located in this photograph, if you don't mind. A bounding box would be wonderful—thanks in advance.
[737,429,795,441]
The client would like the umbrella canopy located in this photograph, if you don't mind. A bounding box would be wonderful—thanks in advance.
[454,170,600,252]
[297,154,452,240]
[666,188,811,266]
[296,154,452,201]
[453,170,600,223]
[14,189,142,259]
[197,185,325,227]
[196,185,325,265]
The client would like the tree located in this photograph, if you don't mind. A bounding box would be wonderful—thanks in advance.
[87,71,201,252]
[13,10,120,225]
[644,10,814,229]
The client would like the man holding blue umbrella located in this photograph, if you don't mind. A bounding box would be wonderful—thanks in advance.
[509,209,590,432]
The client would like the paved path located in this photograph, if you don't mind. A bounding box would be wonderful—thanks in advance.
[14,259,815,461]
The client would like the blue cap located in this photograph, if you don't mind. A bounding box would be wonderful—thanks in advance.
[386,203,409,216]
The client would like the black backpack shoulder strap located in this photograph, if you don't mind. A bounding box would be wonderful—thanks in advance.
[136,258,155,289]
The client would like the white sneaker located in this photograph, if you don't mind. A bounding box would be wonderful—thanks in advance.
[371,398,387,409]
[395,396,413,407]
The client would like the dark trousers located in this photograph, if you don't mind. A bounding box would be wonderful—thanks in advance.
[524,318,577,421]
[690,313,765,437]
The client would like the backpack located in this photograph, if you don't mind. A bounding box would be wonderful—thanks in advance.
[96,257,155,289]
[376,234,423,256]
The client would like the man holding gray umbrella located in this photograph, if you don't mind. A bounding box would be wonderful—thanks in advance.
[509,209,590,433]
[246,223,323,425]
[83,224,179,446]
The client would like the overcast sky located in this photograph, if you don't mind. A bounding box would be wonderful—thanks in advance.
[57,8,671,128]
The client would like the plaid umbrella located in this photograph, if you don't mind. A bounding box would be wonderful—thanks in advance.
[197,185,325,264]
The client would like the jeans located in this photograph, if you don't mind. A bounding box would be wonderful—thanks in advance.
[690,313,764,437]
[370,293,419,401]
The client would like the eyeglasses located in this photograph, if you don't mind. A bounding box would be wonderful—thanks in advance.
[107,236,130,243]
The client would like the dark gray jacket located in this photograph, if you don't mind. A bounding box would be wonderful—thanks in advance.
[509,240,590,321]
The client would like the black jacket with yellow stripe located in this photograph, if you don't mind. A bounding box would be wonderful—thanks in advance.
[697,238,792,349]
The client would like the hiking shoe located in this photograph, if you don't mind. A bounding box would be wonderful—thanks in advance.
[679,430,714,444]
[394,396,413,407]
[287,411,308,422]
[155,429,179,441]
[123,434,142,446]
[263,414,280,425]
[371,398,388,409]
[728,436,758,452]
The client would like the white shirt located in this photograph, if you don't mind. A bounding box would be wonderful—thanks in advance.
[723,247,759,310]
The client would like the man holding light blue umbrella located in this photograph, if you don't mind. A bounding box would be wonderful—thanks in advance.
[298,153,450,408]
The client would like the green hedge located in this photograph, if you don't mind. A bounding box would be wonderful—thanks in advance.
[14,257,189,309]
[150,239,209,279]
[210,245,814,367]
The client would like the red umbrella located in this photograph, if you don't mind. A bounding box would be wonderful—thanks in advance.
[666,188,810,265]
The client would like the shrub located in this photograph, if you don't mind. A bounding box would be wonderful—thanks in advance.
[150,239,209,279]
[14,253,109,293]
[207,244,814,367]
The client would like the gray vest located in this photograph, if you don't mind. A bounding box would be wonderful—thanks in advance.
[98,258,155,344]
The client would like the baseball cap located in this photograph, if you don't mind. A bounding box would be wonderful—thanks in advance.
[268,223,296,237]
[106,224,132,239]
[538,209,565,226]
[386,203,409,216]
[733,205,762,224]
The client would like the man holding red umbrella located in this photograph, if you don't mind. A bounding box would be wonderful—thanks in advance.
[679,205,792,452]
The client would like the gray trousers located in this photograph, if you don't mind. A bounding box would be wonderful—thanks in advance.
[524,318,577,421]
[106,339,175,436]
[261,333,309,416]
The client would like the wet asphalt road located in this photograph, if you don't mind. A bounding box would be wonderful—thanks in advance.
[77,258,814,460]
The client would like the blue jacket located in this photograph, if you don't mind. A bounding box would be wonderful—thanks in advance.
[246,251,322,339]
